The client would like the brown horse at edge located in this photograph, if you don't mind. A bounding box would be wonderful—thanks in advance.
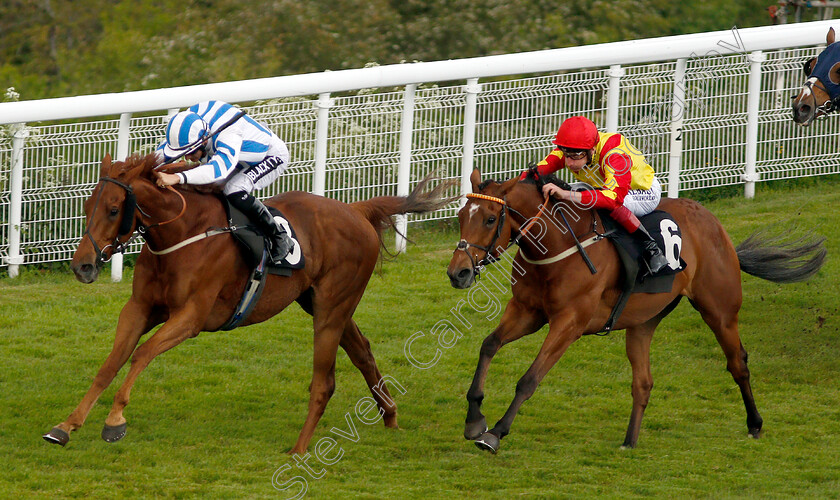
[43,152,453,454]
[447,169,826,453]
[792,27,839,125]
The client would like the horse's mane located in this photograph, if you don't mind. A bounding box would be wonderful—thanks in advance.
[111,152,160,179]
[477,179,501,191]
[113,153,222,194]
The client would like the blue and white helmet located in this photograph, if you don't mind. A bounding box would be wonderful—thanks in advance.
[162,110,209,158]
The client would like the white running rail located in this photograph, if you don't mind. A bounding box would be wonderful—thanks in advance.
[0,20,837,278]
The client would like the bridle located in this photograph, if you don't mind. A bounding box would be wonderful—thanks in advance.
[796,77,840,120]
[796,44,840,120]
[83,177,186,266]
[454,192,550,277]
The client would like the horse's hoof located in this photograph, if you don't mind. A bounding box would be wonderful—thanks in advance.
[42,427,69,446]
[464,417,488,440]
[474,432,500,454]
[101,422,127,443]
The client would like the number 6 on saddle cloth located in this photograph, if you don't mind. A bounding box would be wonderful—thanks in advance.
[598,210,686,333]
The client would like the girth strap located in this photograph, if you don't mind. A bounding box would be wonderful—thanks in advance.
[218,248,269,331]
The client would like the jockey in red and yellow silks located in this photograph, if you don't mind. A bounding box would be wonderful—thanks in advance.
[530,116,668,273]
[534,132,656,212]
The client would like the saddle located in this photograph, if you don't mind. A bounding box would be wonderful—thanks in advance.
[596,209,685,334]
[216,197,305,331]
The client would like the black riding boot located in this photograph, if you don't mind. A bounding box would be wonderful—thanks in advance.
[633,224,668,274]
[227,191,293,265]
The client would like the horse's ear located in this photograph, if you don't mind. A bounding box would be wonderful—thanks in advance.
[99,153,112,177]
[470,168,482,192]
[828,27,836,45]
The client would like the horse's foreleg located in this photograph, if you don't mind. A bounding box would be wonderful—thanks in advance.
[339,319,398,429]
[100,308,203,443]
[465,299,545,440]
[621,297,681,448]
[475,313,580,454]
[43,298,156,446]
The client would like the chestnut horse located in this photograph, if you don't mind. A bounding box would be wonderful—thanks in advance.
[43,152,452,453]
[792,27,839,125]
[447,169,826,453]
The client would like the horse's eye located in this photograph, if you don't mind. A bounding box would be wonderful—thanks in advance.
[486,216,497,225]
[109,207,120,217]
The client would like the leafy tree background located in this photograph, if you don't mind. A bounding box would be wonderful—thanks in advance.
[0,1,822,100]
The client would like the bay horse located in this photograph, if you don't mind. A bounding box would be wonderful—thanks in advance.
[447,169,826,453]
[43,152,453,453]
[792,27,839,125]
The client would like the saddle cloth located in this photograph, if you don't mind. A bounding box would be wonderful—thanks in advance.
[223,197,305,277]
[596,209,685,333]
[215,197,305,331]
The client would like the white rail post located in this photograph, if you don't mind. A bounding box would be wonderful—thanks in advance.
[667,58,688,199]
[313,93,333,197]
[461,78,481,203]
[606,65,624,132]
[744,51,765,199]
[7,126,28,278]
[110,112,132,282]
[395,84,417,253]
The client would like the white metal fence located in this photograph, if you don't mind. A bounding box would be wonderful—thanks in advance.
[1,21,838,278]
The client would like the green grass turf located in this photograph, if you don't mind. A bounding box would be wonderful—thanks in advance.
[1,181,838,499]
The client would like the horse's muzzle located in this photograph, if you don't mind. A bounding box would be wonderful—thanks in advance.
[71,260,101,284]
[447,266,475,289]
[792,100,815,126]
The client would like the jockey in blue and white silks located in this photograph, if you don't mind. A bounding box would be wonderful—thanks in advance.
[155,100,293,265]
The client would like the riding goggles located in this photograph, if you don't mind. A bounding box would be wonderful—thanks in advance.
[560,147,588,160]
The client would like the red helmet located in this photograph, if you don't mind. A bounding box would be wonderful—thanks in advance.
[552,116,599,150]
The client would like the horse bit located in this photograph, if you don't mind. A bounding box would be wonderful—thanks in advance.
[797,77,840,118]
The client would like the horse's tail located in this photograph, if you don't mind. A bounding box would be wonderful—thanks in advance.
[351,173,457,252]
[735,226,827,283]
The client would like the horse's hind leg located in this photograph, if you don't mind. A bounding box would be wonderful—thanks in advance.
[690,294,763,438]
[43,298,157,446]
[621,296,682,449]
[465,298,546,441]
[622,322,655,449]
[289,283,366,455]
[340,319,398,428]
